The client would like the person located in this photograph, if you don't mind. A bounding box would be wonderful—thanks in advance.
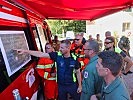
[52,35,60,51]
[88,35,93,41]
[118,35,131,57]
[91,51,130,100]
[71,34,89,71]
[105,31,118,47]
[96,34,103,52]
[36,43,58,100]
[78,32,86,45]
[105,31,111,38]
[104,36,133,75]
[80,40,103,100]
[15,40,82,100]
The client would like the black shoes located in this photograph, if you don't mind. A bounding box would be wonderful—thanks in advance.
[123,71,133,75]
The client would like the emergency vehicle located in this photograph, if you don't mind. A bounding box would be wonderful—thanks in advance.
[0,0,51,99]
[0,0,132,100]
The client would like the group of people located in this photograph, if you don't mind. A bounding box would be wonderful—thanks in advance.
[14,31,133,100]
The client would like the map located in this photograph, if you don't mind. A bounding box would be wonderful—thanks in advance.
[0,31,31,76]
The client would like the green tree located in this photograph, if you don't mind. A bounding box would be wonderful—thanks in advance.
[46,20,86,36]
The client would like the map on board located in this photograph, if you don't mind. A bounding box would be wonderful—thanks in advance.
[0,31,31,76]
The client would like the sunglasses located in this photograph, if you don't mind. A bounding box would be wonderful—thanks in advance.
[75,39,80,41]
[104,42,113,44]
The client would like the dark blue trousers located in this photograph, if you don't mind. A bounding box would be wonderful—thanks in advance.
[58,83,80,100]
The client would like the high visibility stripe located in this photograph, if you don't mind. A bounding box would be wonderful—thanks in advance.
[37,64,54,69]
[57,51,62,56]
[75,53,85,57]
[44,72,49,79]
[73,69,76,82]
[44,64,54,68]
[71,53,77,60]
[78,55,85,58]
[47,77,56,80]
[115,47,122,53]
[80,61,84,66]
[37,65,45,69]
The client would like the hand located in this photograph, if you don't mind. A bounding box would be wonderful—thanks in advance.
[90,95,98,100]
[13,49,26,54]
[77,86,82,93]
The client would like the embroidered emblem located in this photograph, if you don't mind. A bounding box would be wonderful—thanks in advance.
[84,71,88,78]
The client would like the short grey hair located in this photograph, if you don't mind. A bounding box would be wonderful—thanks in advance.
[87,40,99,53]
[61,39,71,47]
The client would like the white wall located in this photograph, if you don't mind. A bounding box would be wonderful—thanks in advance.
[86,11,133,41]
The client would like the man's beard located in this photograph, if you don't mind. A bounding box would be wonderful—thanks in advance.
[105,47,111,50]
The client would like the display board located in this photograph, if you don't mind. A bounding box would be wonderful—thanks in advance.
[0,31,31,76]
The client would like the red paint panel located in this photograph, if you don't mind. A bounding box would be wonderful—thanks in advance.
[0,18,27,27]
[0,63,41,100]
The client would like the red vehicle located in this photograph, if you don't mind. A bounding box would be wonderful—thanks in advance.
[0,0,132,100]
[0,0,51,99]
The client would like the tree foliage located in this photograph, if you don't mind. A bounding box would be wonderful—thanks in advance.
[46,20,86,35]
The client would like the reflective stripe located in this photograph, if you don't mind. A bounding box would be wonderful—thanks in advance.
[58,52,62,56]
[73,69,76,82]
[44,64,54,68]
[72,52,85,58]
[78,55,85,58]
[44,72,49,79]
[80,61,84,66]
[115,47,122,53]
[47,77,56,80]
[75,53,84,57]
[37,65,45,69]
[37,64,53,69]
[71,53,77,60]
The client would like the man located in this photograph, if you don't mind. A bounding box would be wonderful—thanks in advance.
[52,35,60,51]
[91,51,130,100]
[79,32,86,45]
[80,40,103,100]
[88,35,94,41]
[105,31,111,38]
[104,36,133,75]
[105,31,118,47]
[71,34,89,71]
[118,35,130,57]
[96,34,103,52]
[36,43,58,100]
[15,40,82,100]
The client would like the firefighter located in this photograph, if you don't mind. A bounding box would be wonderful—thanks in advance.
[36,43,58,100]
[71,34,89,71]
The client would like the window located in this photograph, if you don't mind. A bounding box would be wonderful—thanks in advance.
[122,22,130,32]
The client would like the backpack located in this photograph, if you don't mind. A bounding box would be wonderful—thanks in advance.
[118,36,130,50]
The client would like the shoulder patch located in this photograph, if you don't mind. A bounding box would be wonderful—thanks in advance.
[84,71,88,78]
